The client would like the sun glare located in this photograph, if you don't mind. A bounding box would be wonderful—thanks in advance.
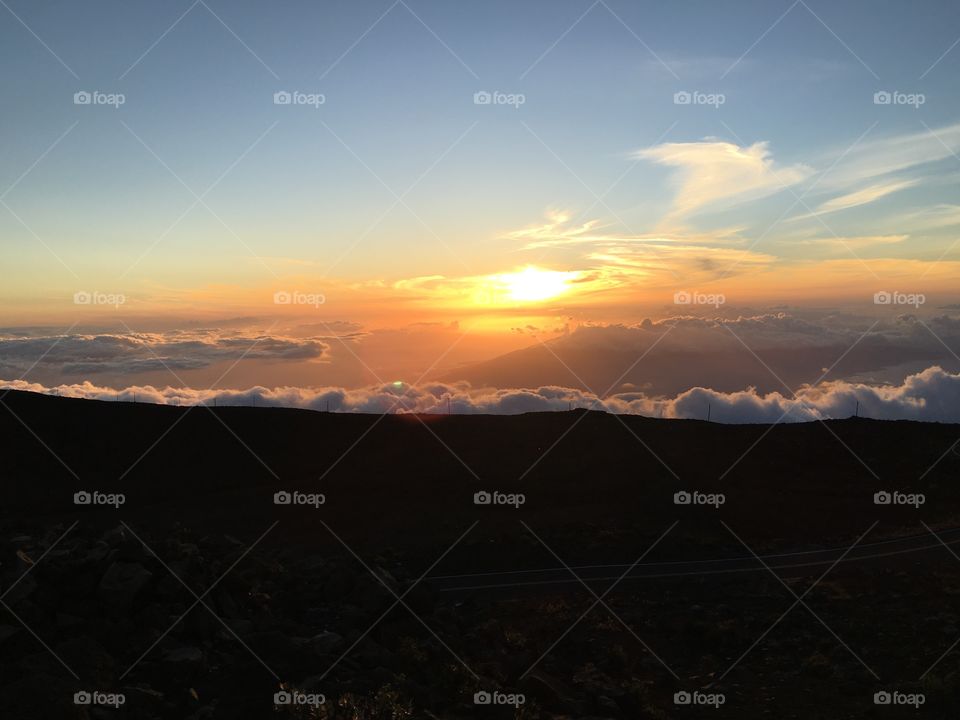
[499,267,572,302]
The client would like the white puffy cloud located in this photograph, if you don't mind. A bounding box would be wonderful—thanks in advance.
[629,365,960,423]
[4,365,960,423]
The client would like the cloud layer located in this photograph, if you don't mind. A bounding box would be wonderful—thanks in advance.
[0,330,329,376]
[451,312,960,397]
[4,365,960,424]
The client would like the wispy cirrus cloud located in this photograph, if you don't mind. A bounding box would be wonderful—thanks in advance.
[630,125,958,245]
[791,178,920,221]
[790,234,909,251]
[886,204,960,231]
[822,122,960,189]
[502,211,773,285]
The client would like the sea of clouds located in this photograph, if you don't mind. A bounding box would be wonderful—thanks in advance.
[3,364,960,423]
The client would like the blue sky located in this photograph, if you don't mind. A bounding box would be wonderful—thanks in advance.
[1,0,959,407]
[1,0,959,319]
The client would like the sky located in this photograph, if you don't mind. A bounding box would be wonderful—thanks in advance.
[2,0,960,419]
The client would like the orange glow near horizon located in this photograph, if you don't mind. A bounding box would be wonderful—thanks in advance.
[497,266,573,303]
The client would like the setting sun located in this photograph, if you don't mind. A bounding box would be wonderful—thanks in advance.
[499,267,573,302]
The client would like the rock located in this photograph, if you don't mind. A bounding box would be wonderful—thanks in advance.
[0,624,18,645]
[520,670,582,714]
[102,526,126,547]
[597,695,619,714]
[352,574,395,613]
[310,630,344,655]
[137,602,170,631]
[323,567,355,600]
[246,630,301,658]
[303,607,330,626]
[296,674,328,693]
[164,646,204,664]
[98,561,153,610]
[229,619,254,636]
[350,639,395,670]
[156,574,184,600]
[55,636,115,685]
[0,673,79,720]
[403,583,435,615]
[373,566,399,593]
[214,589,243,619]
[2,574,36,604]
[83,541,112,564]
[801,652,834,678]
[116,535,149,563]
[120,684,165,706]
[158,646,205,684]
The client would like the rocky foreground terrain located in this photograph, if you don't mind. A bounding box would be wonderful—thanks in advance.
[2,520,960,719]
[1,390,960,718]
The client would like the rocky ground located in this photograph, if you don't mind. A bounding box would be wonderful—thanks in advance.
[3,391,960,718]
[2,521,960,719]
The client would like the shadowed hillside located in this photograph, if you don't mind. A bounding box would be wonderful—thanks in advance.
[2,390,960,719]
[2,389,958,548]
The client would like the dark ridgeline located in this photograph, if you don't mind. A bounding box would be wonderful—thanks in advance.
[0,389,958,719]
